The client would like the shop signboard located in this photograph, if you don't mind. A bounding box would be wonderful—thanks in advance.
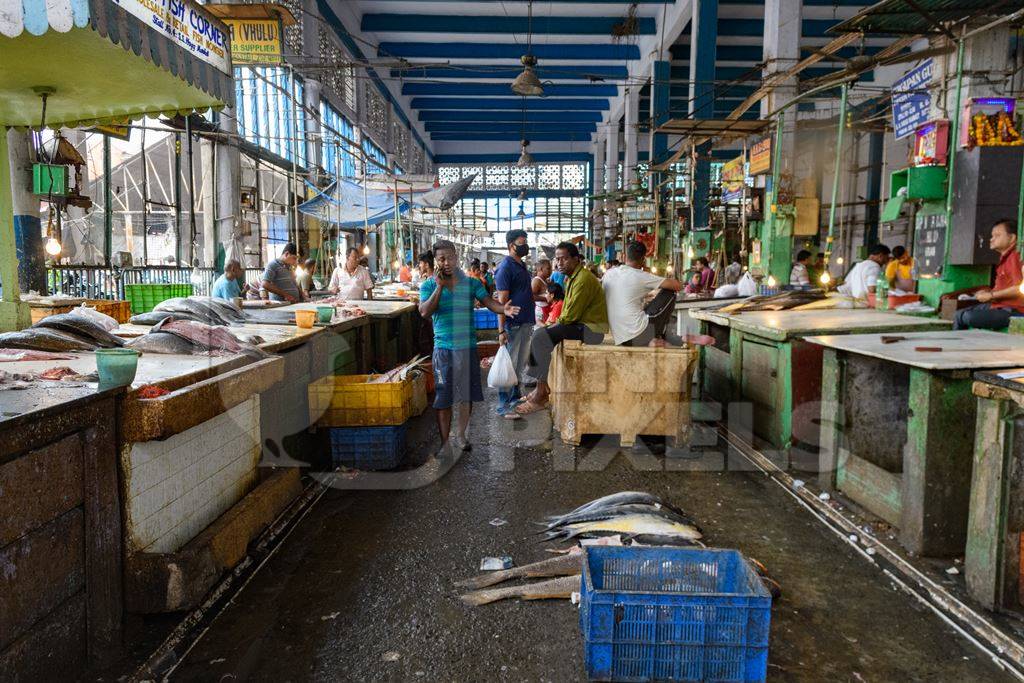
[892,59,933,140]
[113,0,231,73]
[749,137,771,175]
[721,154,745,202]
[223,18,283,64]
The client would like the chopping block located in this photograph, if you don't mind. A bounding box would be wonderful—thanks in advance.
[550,341,698,447]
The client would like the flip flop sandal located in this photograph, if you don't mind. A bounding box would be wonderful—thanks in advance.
[515,400,548,416]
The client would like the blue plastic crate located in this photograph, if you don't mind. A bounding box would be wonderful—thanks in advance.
[474,308,499,329]
[580,546,771,682]
[328,424,407,470]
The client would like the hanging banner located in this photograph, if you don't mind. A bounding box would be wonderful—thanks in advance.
[222,18,282,64]
[749,137,772,175]
[891,59,933,140]
[113,0,231,73]
[721,154,745,202]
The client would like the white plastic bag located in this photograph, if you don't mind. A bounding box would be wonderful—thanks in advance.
[70,304,118,331]
[737,272,758,297]
[487,345,518,389]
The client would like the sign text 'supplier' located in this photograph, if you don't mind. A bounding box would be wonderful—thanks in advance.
[114,0,231,74]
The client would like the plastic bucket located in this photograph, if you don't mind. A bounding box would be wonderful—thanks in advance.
[95,348,139,388]
[317,306,334,323]
[295,309,317,329]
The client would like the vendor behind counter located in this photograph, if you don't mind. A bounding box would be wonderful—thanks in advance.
[954,219,1024,330]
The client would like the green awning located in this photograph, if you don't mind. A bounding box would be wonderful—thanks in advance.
[881,195,906,223]
[0,0,234,128]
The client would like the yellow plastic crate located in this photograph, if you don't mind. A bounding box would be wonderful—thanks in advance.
[309,374,413,426]
[410,371,428,416]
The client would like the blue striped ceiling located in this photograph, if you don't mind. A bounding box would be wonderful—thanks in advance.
[355,1,885,146]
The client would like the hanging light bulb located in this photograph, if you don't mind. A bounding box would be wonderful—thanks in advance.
[666,264,674,274]
[44,236,62,257]
[836,256,844,265]
[295,265,306,279]
[767,275,777,287]
[517,139,534,167]
[599,264,606,273]
[362,244,370,255]
[651,265,659,275]
[820,271,832,285]
[511,55,544,96]
[392,259,401,269]
[517,189,528,201]
[687,246,695,259]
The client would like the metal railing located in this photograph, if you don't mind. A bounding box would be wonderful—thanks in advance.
[46,266,267,300]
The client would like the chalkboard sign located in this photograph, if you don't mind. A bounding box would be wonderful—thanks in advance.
[913,212,947,277]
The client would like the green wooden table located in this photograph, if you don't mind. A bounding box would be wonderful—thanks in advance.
[966,368,1024,610]
[806,331,1024,557]
[689,308,951,462]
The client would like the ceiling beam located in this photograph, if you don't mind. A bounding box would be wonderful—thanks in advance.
[378,42,641,60]
[424,122,598,133]
[418,110,603,122]
[390,66,629,81]
[362,14,657,35]
[402,83,619,97]
[430,132,596,141]
[410,97,610,110]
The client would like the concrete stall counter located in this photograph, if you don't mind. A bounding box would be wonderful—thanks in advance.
[806,331,1024,557]
[689,307,951,461]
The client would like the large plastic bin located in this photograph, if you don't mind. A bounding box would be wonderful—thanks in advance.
[308,374,413,426]
[124,283,193,313]
[474,308,499,329]
[580,546,771,682]
[328,424,407,470]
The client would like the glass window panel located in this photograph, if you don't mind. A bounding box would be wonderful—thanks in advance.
[538,164,560,190]
[438,166,460,185]
[510,164,536,188]
[561,163,585,190]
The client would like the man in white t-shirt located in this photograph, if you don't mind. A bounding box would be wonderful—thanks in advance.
[328,247,374,300]
[602,241,683,346]
[837,244,891,300]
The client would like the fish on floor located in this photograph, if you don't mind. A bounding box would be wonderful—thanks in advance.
[459,574,580,607]
[540,503,696,531]
[455,550,582,590]
[542,514,703,544]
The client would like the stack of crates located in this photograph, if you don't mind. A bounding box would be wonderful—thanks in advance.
[580,546,771,682]
[124,283,193,313]
[474,308,499,329]
[307,375,413,470]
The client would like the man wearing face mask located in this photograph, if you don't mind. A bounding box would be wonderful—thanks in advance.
[494,229,536,418]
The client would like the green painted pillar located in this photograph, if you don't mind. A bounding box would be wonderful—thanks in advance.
[0,129,32,331]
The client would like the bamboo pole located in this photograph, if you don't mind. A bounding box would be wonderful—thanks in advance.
[825,83,850,271]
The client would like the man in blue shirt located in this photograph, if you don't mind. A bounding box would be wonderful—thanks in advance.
[494,229,536,418]
[211,260,248,300]
[419,240,519,451]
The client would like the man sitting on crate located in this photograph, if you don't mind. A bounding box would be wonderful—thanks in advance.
[516,241,608,415]
[419,240,521,451]
[602,241,684,348]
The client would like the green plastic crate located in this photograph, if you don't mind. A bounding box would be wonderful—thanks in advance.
[124,283,194,313]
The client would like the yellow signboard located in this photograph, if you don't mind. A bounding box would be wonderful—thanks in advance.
[749,137,772,175]
[224,18,282,64]
[721,154,745,202]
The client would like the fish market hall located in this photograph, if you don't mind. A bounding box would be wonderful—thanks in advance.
[8,1,1024,681]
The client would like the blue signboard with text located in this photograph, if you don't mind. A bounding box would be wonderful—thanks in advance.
[892,60,933,140]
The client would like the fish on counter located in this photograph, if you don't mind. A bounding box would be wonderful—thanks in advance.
[0,328,99,352]
[455,550,583,591]
[128,310,187,326]
[0,349,76,362]
[126,318,267,357]
[459,574,580,607]
[153,296,244,327]
[32,313,125,348]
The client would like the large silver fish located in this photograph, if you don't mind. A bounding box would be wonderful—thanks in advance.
[154,298,233,326]
[33,313,124,348]
[541,503,696,531]
[0,328,97,352]
[543,514,703,544]
[459,574,580,607]
[545,492,689,528]
[126,331,200,355]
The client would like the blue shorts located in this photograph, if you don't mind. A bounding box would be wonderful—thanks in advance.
[432,346,483,409]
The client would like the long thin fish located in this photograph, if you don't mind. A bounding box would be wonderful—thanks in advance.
[459,574,580,607]
[544,515,703,543]
[541,503,696,531]
[454,552,582,590]
[546,492,664,527]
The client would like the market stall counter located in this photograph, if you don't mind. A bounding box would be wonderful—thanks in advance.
[966,368,1024,610]
[0,382,124,678]
[806,331,1024,557]
[689,308,951,462]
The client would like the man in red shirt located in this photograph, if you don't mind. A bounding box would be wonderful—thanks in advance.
[954,219,1024,330]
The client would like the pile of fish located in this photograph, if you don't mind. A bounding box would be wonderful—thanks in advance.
[538,491,703,546]
[129,296,246,326]
[720,289,826,312]
[368,355,430,383]
[0,313,126,352]
[127,318,267,357]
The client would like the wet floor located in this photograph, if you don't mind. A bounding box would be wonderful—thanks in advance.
[169,391,1013,682]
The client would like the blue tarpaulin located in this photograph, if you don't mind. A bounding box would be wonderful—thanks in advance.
[298,179,409,228]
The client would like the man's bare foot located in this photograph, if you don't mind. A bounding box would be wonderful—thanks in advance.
[648,338,667,348]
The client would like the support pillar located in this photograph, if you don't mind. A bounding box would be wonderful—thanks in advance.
[605,122,620,235]
[623,86,639,190]
[592,138,606,257]
[0,130,32,330]
[7,130,46,293]
[216,106,242,270]
[650,59,671,178]
[760,0,801,167]
[689,0,718,230]
[200,138,216,268]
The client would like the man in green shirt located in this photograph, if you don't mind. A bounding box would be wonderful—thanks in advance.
[517,241,608,414]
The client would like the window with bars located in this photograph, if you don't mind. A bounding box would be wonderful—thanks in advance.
[438,166,461,185]
[275,0,303,56]
[316,25,356,115]
[320,101,357,178]
[365,88,388,141]
[438,162,589,192]
[449,194,588,235]
[362,137,389,173]
[235,66,307,167]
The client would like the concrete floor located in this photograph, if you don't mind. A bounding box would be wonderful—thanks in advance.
[169,391,1013,682]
